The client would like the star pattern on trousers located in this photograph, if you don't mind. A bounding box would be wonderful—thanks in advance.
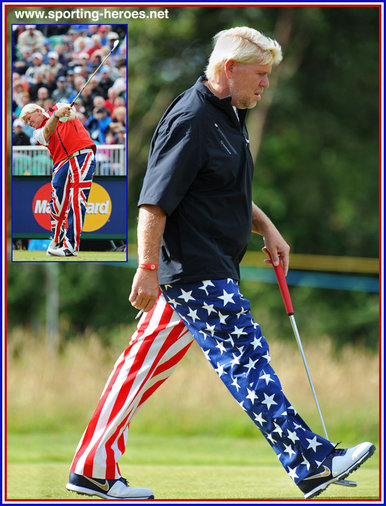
[262,393,277,410]
[162,279,333,486]
[306,436,323,452]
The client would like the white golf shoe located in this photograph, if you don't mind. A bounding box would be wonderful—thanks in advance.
[66,472,154,499]
[298,441,376,499]
[47,240,78,257]
[46,239,62,256]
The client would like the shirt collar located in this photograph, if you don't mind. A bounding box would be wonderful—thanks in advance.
[195,76,247,128]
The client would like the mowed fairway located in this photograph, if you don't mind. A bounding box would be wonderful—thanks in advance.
[6,433,380,501]
[12,250,127,262]
[6,335,380,501]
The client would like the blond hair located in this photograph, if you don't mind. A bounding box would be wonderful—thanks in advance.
[205,26,282,81]
[19,103,45,121]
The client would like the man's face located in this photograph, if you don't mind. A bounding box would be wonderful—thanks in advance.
[227,61,271,109]
[23,109,45,129]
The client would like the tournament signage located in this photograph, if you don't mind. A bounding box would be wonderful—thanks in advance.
[13,177,126,239]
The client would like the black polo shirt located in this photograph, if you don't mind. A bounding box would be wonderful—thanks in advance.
[138,77,255,284]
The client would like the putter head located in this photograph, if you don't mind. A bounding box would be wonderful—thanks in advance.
[334,479,358,487]
[113,40,119,50]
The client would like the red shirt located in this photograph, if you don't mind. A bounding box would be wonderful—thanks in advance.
[39,105,96,165]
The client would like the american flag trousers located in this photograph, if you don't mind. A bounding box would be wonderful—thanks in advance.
[70,294,195,479]
[50,151,95,252]
[70,279,334,485]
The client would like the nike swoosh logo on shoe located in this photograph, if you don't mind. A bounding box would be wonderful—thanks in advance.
[303,466,331,480]
[84,476,110,491]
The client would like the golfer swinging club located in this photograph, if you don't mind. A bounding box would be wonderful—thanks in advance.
[66,27,375,500]
[19,102,96,257]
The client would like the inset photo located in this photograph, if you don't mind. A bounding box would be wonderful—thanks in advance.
[11,23,127,261]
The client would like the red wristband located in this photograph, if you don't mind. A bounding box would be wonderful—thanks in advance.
[139,263,158,271]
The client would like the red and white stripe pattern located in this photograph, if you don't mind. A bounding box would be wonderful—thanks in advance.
[50,158,72,245]
[50,151,94,252]
[70,293,194,479]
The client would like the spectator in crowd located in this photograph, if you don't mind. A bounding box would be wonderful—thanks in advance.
[77,85,94,113]
[113,96,126,109]
[54,44,69,70]
[73,36,91,56]
[43,71,58,95]
[66,69,75,88]
[104,87,118,114]
[86,76,105,101]
[87,34,102,59]
[68,76,86,104]
[13,118,31,145]
[77,52,91,71]
[87,25,99,37]
[36,86,50,106]
[117,126,125,145]
[67,28,80,47]
[25,52,44,83]
[13,80,28,108]
[104,130,117,145]
[97,25,110,46]
[112,66,126,96]
[42,51,63,76]
[85,106,112,143]
[72,64,89,81]
[63,36,74,57]
[98,66,114,98]
[13,91,31,118]
[13,46,33,74]
[17,25,45,53]
[107,31,120,58]
[93,96,105,109]
[28,71,46,101]
[109,106,126,135]
[42,39,52,62]
[51,76,73,102]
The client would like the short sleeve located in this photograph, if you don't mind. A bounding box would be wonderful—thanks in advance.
[33,127,48,146]
[138,114,204,215]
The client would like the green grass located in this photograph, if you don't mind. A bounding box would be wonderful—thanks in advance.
[6,334,380,500]
[6,433,380,500]
[7,336,379,442]
[11,250,127,262]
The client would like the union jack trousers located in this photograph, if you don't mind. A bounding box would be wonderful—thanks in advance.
[70,279,334,486]
[50,150,95,253]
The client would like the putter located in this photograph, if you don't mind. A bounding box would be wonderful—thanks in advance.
[70,40,119,107]
[265,251,357,487]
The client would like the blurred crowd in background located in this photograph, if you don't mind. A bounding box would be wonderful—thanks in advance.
[12,24,127,147]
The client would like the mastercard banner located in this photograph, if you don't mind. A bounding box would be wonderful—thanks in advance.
[13,177,126,239]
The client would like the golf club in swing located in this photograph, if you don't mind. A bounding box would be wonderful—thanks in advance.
[70,39,120,107]
[265,250,357,488]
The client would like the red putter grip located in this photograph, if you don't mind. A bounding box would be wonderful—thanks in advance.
[265,251,294,315]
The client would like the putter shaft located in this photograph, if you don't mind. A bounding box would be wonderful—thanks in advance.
[289,314,329,439]
[266,252,357,487]
[288,314,357,488]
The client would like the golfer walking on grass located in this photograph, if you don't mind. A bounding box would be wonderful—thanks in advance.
[19,103,96,257]
[66,27,375,500]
